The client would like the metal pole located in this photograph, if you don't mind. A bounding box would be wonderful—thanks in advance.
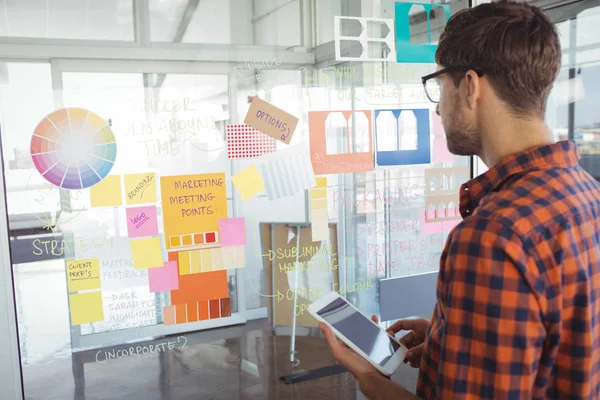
[290,225,301,365]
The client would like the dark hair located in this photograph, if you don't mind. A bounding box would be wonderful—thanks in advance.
[436,0,561,117]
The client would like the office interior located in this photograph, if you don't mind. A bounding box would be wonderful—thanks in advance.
[0,0,598,399]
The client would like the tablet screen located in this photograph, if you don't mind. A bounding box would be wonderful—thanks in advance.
[317,297,400,366]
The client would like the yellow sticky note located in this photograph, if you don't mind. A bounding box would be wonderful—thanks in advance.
[66,258,100,292]
[90,175,122,207]
[124,173,156,205]
[69,291,104,326]
[130,237,163,269]
[232,165,265,200]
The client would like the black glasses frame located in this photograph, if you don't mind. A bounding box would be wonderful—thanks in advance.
[421,66,484,103]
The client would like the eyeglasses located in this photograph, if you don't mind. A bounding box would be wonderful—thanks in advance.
[421,66,484,103]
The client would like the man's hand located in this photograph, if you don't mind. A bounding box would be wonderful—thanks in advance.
[319,316,419,400]
[387,318,430,368]
[319,319,382,379]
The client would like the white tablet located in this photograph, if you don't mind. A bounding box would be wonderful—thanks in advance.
[308,291,407,376]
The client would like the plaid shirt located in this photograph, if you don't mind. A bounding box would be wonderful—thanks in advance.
[417,141,600,399]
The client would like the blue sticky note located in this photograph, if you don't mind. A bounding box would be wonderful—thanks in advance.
[375,108,431,166]
[395,2,451,64]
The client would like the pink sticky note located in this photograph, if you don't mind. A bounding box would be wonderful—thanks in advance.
[218,217,246,247]
[431,112,444,135]
[126,206,159,238]
[148,261,179,292]
[421,211,444,234]
[433,136,455,163]
[442,218,461,231]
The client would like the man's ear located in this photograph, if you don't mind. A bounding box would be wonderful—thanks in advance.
[464,70,481,109]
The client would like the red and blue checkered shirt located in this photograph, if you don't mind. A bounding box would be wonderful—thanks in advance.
[418,141,600,399]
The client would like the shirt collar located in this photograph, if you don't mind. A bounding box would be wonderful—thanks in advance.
[459,141,580,218]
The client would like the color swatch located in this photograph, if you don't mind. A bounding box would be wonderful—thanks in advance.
[163,298,231,325]
[227,124,277,159]
[169,231,218,248]
[177,245,246,274]
[169,268,228,305]
[310,177,329,242]
[31,108,117,189]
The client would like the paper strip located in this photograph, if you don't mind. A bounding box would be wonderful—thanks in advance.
[310,177,329,241]
[257,143,316,200]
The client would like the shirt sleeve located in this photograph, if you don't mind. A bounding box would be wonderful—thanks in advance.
[433,216,547,399]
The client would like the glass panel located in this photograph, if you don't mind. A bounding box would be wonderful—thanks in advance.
[548,4,600,180]
[313,1,471,326]
[150,0,302,46]
[1,65,240,373]
[0,0,134,41]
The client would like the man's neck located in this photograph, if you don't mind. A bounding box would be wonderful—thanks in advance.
[479,117,554,168]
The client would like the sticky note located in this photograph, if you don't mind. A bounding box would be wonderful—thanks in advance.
[90,175,122,207]
[69,291,104,326]
[434,137,455,163]
[431,112,444,136]
[395,3,451,63]
[130,237,163,269]
[375,109,431,166]
[148,261,179,292]
[218,218,246,247]
[66,258,101,292]
[244,97,299,145]
[232,165,265,200]
[124,173,156,205]
[170,270,228,304]
[160,173,227,250]
[308,111,374,175]
[126,205,159,238]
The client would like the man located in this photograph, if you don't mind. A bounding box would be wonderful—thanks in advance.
[321,1,600,398]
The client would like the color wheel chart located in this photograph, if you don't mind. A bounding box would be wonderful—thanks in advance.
[30,108,117,189]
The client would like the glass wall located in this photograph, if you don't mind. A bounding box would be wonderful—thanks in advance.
[0,1,595,399]
[547,4,600,180]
